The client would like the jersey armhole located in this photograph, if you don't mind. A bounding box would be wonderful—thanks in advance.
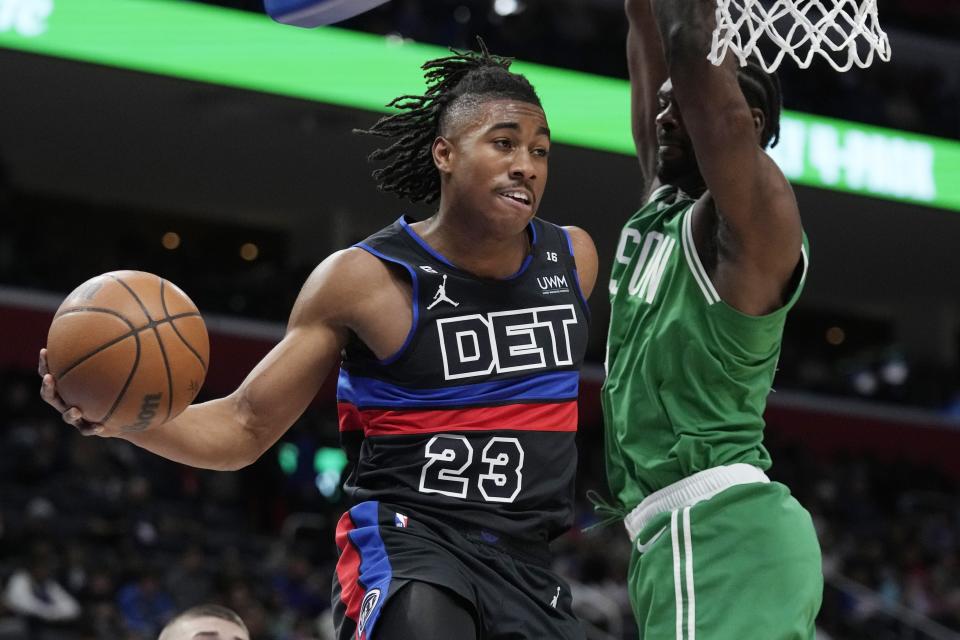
[355,242,420,365]
[681,206,811,319]
[680,206,722,306]
[559,226,592,321]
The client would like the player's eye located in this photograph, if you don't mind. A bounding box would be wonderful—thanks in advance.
[494,139,513,150]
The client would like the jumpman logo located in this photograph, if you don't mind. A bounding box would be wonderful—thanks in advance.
[550,586,560,608]
[427,274,459,310]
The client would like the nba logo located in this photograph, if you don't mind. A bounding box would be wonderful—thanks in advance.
[394,512,408,528]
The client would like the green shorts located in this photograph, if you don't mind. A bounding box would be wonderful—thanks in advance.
[628,481,822,639]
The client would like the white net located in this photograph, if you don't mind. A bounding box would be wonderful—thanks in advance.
[709,0,892,72]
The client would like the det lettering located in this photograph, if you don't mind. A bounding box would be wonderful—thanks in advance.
[123,392,162,431]
[0,0,53,37]
[437,304,577,380]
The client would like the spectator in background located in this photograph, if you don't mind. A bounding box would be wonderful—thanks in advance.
[115,569,176,638]
[158,604,249,640]
[2,542,81,639]
[165,545,214,610]
[270,552,328,622]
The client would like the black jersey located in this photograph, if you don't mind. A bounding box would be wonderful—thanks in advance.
[337,216,590,544]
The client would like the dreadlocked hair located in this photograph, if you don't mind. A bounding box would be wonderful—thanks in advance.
[355,38,542,204]
[737,58,783,149]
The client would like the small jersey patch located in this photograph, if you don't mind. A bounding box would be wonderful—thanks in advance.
[394,512,409,528]
[358,588,381,634]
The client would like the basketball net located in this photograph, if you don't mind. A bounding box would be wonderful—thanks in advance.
[709,0,891,72]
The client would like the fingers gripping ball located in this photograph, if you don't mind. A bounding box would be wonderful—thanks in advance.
[46,271,209,432]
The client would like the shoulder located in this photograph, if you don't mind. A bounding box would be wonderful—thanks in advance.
[561,226,596,258]
[303,247,394,294]
[561,226,598,299]
[536,218,596,257]
[291,247,404,328]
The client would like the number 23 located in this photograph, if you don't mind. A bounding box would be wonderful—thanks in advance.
[418,435,525,503]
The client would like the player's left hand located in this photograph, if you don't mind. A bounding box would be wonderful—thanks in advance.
[38,348,106,436]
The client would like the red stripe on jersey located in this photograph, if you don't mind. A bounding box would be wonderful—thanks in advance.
[357,400,578,436]
[338,402,364,433]
[334,511,363,624]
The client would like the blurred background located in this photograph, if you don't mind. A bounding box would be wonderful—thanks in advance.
[1,0,958,638]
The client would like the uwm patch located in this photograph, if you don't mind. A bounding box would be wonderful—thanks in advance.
[537,273,570,295]
[437,304,578,380]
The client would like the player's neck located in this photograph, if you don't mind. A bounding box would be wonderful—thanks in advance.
[670,173,707,199]
[411,211,531,280]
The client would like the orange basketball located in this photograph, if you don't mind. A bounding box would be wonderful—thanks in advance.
[45,271,209,432]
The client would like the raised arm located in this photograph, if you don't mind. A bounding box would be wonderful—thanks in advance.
[652,0,803,315]
[40,249,393,471]
[626,0,669,197]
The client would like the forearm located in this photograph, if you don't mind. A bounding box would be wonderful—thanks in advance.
[625,0,655,23]
[653,0,746,139]
[121,322,338,471]
[625,0,669,186]
[626,0,668,105]
[122,392,268,471]
[652,0,716,65]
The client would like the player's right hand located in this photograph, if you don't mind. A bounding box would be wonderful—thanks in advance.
[38,348,105,436]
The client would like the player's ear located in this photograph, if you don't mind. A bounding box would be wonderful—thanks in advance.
[750,108,766,143]
[433,136,454,175]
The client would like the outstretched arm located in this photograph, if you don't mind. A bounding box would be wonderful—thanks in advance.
[652,0,802,315]
[40,250,379,471]
[626,0,669,198]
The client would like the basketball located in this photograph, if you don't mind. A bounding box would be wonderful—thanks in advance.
[45,271,209,432]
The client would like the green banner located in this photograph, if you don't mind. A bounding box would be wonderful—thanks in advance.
[770,112,959,209]
[1,0,958,211]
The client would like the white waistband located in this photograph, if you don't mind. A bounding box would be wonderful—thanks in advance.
[624,463,770,543]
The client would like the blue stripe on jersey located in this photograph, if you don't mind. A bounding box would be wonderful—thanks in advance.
[398,216,456,268]
[337,369,579,409]
[355,242,420,366]
[560,226,591,320]
[348,501,393,639]
[502,219,537,281]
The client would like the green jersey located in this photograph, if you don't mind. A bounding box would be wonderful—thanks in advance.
[602,185,808,510]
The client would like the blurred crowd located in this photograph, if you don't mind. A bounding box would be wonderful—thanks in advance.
[1,369,958,639]
[0,371,337,640]
[198,0,960,140]
[770,436,960,639]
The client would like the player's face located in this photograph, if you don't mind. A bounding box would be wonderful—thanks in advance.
[162,616,249,640]
[443,99,550,235]
[654,79,699,185]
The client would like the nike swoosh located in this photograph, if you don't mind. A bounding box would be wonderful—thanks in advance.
[636,525,667,553]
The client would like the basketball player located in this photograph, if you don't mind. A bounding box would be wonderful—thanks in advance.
[158,604,249,640]
[600,0,823,637]
[40,44,596,639]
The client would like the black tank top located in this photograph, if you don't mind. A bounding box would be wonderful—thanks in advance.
[337,216,590,543]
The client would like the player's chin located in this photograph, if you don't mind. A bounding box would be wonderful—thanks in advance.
[494,192,537,223]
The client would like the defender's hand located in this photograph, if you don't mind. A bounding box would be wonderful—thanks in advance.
[39,348,105,436]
